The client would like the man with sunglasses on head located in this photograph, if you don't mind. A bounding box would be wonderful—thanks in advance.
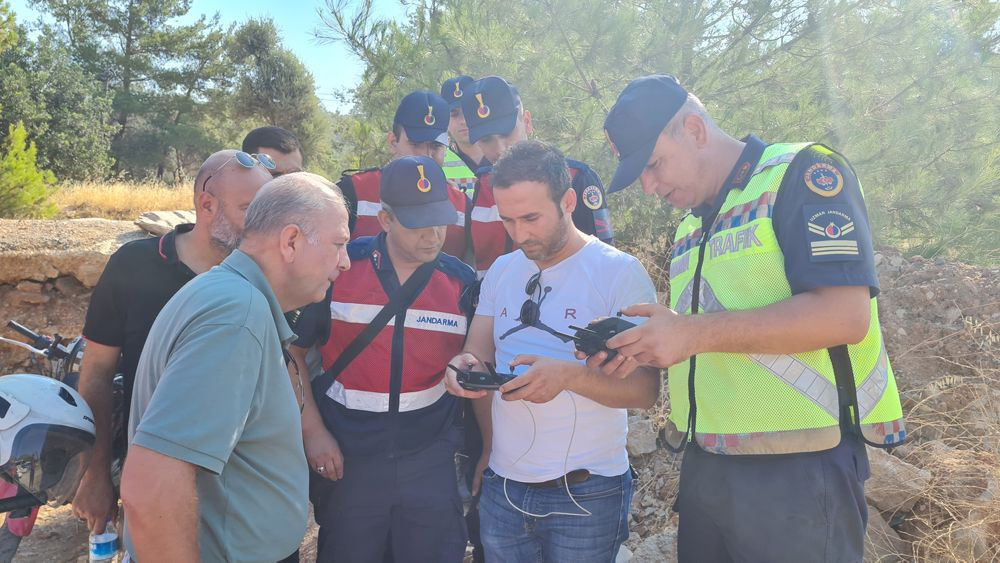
[339,90,469,259]
[242,126,304,177]
[71,150,274,536]
[459,76,614,277]
[444,140,660,562]
[292,156,476,562]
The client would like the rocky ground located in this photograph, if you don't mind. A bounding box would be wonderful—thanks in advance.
[0,220,998,562]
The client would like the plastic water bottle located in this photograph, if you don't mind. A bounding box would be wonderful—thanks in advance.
[89,520,119,562]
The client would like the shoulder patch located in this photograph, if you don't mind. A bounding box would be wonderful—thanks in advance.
[804,162,844,198]
[582,185,604,210]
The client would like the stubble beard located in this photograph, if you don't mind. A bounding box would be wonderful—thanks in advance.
[209,206,240,255]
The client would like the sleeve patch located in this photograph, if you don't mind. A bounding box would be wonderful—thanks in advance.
[804,162,844,197]
[582,185,604,210]
[803,204,861,261]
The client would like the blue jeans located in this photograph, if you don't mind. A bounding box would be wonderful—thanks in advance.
[479,468,633,563]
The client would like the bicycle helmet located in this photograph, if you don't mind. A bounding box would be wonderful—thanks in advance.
[0,374,95,505]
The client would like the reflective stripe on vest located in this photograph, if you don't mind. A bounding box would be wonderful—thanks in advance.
[665,142,905,455]
[326,378,446,413]
[330,301,468,336]
[675,275,893,423]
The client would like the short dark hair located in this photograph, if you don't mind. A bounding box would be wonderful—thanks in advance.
[492,140,571,204]
[242,126,301,155]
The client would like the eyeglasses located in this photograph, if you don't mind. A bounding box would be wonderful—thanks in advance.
[201,151,277,192]
[519,271,545,325]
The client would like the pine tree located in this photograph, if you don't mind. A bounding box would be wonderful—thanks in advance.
[0,123,57,218]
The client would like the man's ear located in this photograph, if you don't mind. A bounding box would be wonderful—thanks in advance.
[561,186,577,215]
[377,209,393,233]
[685,113,709,147]
[522,110,533,136]
[278,224,302,263]
[387,131,399,152]
[196,191,216,216]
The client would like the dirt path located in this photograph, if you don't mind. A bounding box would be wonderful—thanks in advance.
[9,505,320,562]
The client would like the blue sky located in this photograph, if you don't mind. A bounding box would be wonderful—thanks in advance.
[6,0,407,113]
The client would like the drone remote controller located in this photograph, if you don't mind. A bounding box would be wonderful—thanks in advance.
[448,363,517,391]
[567,316,637,362]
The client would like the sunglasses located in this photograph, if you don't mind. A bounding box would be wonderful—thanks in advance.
[519,271,546,325]
[202,151,277,192]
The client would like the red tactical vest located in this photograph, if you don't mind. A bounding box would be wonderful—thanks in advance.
[318,248,469,413]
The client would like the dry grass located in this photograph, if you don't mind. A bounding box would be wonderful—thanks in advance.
[890,318,1000,562]
[53,181,193,220]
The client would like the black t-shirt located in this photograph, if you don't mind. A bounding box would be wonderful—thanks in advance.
[83,224,197,408]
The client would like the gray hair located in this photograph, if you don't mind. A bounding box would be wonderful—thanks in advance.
[664,93,715,138]
[380,201,394,218]
[242,172,347,244]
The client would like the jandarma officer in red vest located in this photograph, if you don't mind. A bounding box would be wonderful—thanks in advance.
[594,75,906,562]
[339,90,469,259]
[459,76,614,275]
[292,156,476,562]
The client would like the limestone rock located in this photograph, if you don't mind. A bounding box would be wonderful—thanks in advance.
[627,418,658,457]
[631,529,678,563]
[6,290,50,305]
[866,447,932,512]
[865,506,907,562]
[0,219,147,288]
[15,280,43,293]
[135,210,195,236]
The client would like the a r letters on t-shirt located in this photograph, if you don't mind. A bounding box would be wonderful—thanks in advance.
[476,238,656,482]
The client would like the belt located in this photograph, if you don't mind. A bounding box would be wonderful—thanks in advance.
[523,469,591,489]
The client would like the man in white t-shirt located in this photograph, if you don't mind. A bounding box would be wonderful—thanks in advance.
[445,140,660,562]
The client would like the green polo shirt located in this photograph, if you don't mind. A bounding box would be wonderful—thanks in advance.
[125,250,307,562]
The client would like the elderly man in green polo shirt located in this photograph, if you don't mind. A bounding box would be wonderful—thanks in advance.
[120,172,351,563]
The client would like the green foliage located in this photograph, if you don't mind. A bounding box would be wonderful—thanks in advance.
[31,0,235,180]
[0,1,15,55]
[0,122,57,218]
[0,30,115,180]
[321,0,1000,265]
[230,18,336,176]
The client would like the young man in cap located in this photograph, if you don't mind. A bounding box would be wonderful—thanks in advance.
[600,74,906,562]
[340,90,468,259]
[444,140,659,562]
[460,76,614,276]
[295,156,476,562]
[440,75,485,197]
[242,125,304,177]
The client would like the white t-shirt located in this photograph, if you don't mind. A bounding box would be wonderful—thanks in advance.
[476,237,657,482]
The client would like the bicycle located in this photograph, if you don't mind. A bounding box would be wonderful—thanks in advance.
[0,320,125,562]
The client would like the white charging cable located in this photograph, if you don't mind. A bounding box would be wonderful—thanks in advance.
[502,391,592,518]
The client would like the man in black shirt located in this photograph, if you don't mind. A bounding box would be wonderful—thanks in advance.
[71,150,273,533]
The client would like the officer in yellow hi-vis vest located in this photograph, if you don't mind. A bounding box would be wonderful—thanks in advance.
[440,75,485,197]
[594,75,905,562]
